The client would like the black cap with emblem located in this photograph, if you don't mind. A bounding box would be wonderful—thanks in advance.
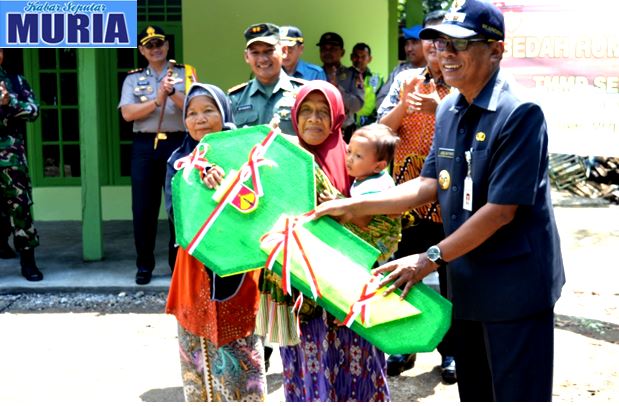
[244,23,280,48]
[138,25,166,46]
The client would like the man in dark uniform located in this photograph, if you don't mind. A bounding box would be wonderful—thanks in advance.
[0,48,42,281]
[229,23,305,136]
[317,32,364,142]
[314,0,565,401]
[119,26,195,285]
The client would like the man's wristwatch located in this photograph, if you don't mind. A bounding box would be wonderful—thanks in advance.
[426,245,447,267]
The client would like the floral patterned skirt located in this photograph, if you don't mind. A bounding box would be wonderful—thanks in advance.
[279,310,390,402]
[177,324,266,402]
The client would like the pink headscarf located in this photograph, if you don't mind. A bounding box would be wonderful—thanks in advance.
[292,81,353,196]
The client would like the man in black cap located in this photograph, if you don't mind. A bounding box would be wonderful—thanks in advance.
[229,23,304,136]
[280,26,326,81]
[314,0,565,401]
[317,32,364,142]
[119,25,197,285]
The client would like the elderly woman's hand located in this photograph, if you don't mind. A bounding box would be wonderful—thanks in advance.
[373,254,438,300]
[317,189,337,204]
[202,165,225,189]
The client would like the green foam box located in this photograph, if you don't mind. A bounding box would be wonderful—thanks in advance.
[172,125,452,353]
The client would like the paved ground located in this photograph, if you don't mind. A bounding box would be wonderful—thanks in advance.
[0,195,617,403]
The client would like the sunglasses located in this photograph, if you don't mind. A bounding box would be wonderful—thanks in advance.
[432,37,494,52]
[143,39,165,50]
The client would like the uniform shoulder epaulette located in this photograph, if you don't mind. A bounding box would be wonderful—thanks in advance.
[127,67,145,75]
[228,82,248,94]
[290,77,307,85]
[307,64,323,73]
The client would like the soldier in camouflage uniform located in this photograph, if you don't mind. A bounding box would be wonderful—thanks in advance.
[0,48,42,281]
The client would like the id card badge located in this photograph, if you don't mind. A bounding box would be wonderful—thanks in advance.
[463,149,473,211]
[463,176,473,211]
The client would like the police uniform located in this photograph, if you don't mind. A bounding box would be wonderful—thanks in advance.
[292,59,327,81]
[316,32,364,140]
[0,67,39,253]
[421,69,565,401]
[118,26,193,277]
[355,67,384,126]
[228,72,303,136]
[279,26,327,81]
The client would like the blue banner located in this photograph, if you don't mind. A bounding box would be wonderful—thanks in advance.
[0,0,137,48]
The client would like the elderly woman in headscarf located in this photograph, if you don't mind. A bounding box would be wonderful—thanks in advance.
[164,83,265,402]
[201,81,395,401]
[276,81,392,402]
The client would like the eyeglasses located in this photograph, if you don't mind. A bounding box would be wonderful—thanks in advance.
[143,39,165,50]
[432,37,493,52]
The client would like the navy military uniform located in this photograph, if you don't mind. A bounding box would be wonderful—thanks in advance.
[421,69,565,401]
[118,26,193,280]
[0,64,42,280]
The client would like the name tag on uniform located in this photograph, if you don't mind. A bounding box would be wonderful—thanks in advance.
[438,148,455,159]
[238,104,253,111]
[463,150,473,211]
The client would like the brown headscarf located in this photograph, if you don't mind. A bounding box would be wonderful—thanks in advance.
[292,81,353,196]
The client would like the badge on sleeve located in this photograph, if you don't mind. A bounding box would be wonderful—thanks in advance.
[438,170,451,190]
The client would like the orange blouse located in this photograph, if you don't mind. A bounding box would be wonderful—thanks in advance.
[165,246,261,348]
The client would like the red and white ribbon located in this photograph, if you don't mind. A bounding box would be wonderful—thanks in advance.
[292,293,304,337]
[186,131,278,255]
[342,274,383,328]
[173,143,210,183]
[260,210,321,300]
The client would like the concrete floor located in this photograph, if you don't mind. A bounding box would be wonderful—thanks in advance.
[0,220,172,293]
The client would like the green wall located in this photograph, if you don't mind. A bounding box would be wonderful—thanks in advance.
[32,0,408,222]
[33,187,167,221]
[183,0,393,91]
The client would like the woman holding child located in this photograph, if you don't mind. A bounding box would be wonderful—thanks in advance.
[197,80,400,402]
[277,81,400,402]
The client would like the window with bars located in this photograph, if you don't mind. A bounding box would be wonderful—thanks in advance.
[36,49,81,182]
[23,0,183,187]
[138,0,182,22]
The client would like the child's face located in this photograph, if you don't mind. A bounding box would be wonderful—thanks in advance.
[346,135,384,180]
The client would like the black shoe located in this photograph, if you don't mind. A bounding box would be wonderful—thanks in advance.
[20,248,43,282]
[386,353,416,376]
[440,356,457,384]
[135,268,152,285]
[0,242,17,259]
[264,345,273,372]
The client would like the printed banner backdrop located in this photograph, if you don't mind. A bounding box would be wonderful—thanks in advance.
[499,0,619,156]
[0,0,137,48]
